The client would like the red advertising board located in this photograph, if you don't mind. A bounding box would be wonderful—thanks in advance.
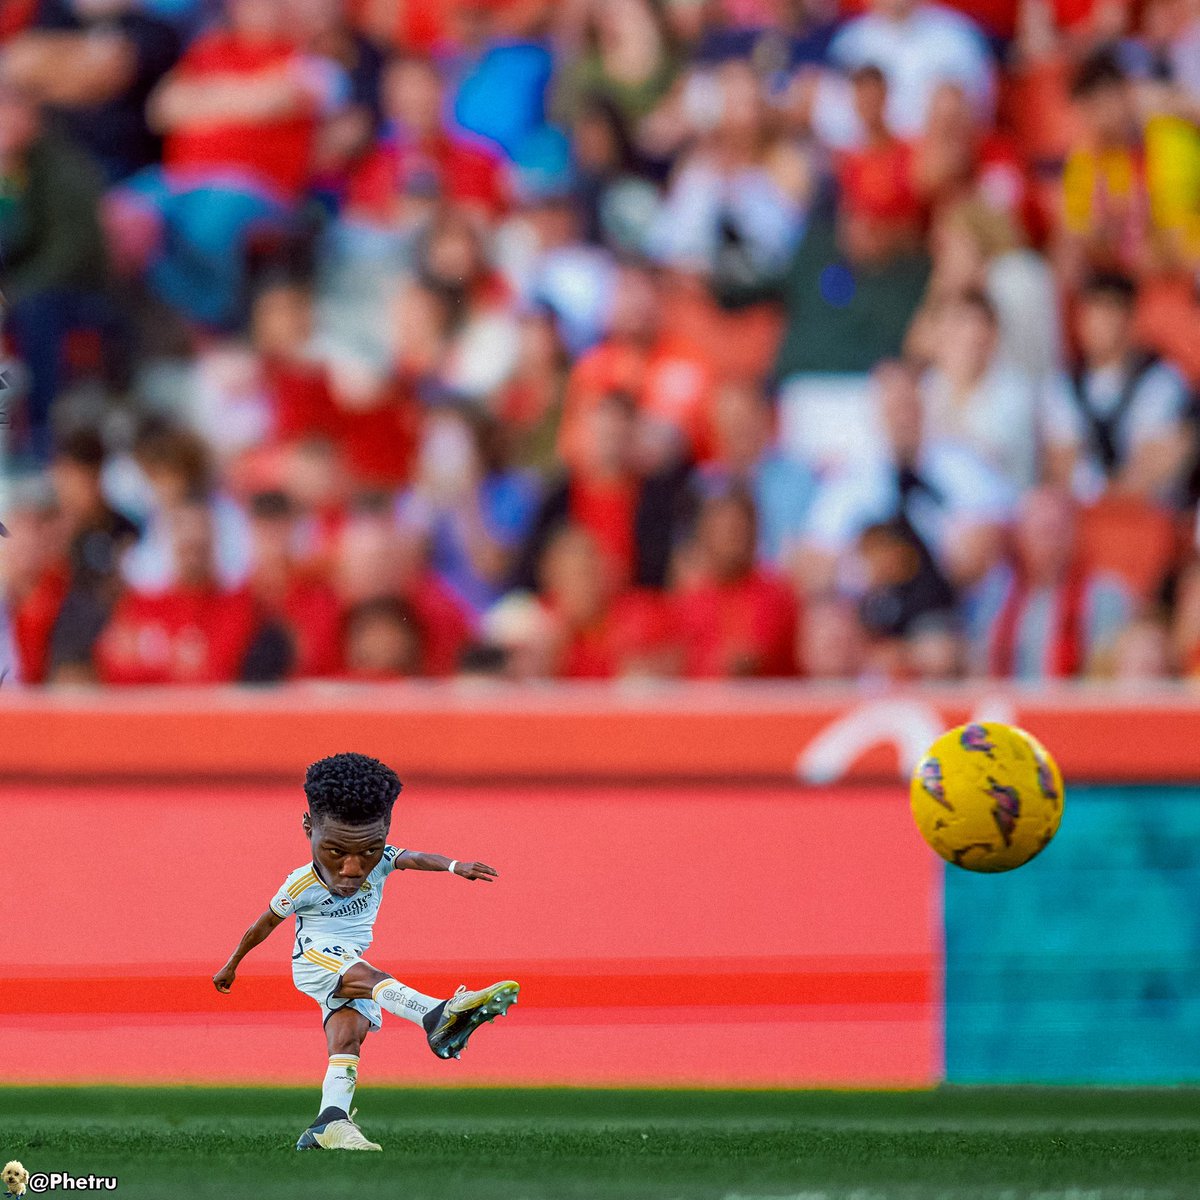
[0,684,1196,782]
[3,685,1191,1084]
[0,780,938,1086]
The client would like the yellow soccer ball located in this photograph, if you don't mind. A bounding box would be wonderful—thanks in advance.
[910,722,1064,873]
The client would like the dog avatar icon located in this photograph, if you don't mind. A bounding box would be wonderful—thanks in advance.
[2,1161,28,1197]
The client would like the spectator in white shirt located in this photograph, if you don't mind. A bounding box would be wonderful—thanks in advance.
[813,0,996,148]
[802,358,1016,592]
[906,200,1064,386]
[1044,272,1194,506]
[647,59,809,278]
[117,423,251,593]
[921,289,1043,489]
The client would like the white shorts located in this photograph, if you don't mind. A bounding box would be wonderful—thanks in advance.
[292,942,382,1031]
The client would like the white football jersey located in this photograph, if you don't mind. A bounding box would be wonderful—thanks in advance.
[270,845,405,964]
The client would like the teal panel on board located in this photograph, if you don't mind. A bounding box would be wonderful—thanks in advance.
[945,785,1200,1083]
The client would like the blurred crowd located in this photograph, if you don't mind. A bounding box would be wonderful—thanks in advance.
[7,0,1200,685]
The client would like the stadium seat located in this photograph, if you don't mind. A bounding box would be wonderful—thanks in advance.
[1135,275,1200,385]
[659,278,782,384]
[1078,496,1179,601]
[1003,57,1081,170]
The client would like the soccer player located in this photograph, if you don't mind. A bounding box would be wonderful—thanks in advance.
[212,752,519,1151]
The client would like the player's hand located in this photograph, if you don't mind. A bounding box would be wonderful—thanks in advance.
[453,861,498,882]
[212,964,237,993]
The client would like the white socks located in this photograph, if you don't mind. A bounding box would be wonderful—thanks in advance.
[317,984,442,1124]
[322,1054,358,1115]
[371,978,441,1026]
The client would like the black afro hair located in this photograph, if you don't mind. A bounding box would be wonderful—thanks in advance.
[304,752,402,826]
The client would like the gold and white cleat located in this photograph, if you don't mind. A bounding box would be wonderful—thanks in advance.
[295,1108,382,1151]
[427,980,520,1059]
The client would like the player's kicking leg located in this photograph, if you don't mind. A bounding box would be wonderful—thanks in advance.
[295,1007,382,1151]
[337,962,520,1060]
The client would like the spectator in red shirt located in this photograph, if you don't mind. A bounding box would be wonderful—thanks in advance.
[559,261,716,467]
[537,524,676,679]
[96,498,258,684]
[190,281,336,481]
[231,280,421,487]
[345,53,507,228]
[333,506,472,675]
[252,280,343,444]
[672,490,798,678]
[241,490,341,680]
[280,435,352,576]
[107,0,347,327]
[836,65,923,248]
[513,391,697,592]
[330,373,423,490]
[0,0,38,42]
[347,0,454,53]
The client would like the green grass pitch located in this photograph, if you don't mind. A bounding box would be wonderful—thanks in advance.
[3,1087,1199,1200]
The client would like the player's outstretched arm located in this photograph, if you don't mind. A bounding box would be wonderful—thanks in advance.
[212,908,285,992]
[393,851,499,882]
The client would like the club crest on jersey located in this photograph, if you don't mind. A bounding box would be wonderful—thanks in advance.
[960,724,996,756]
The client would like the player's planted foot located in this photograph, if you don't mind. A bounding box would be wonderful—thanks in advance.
[426,980,519,1060]
[295,1106,382,1151]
